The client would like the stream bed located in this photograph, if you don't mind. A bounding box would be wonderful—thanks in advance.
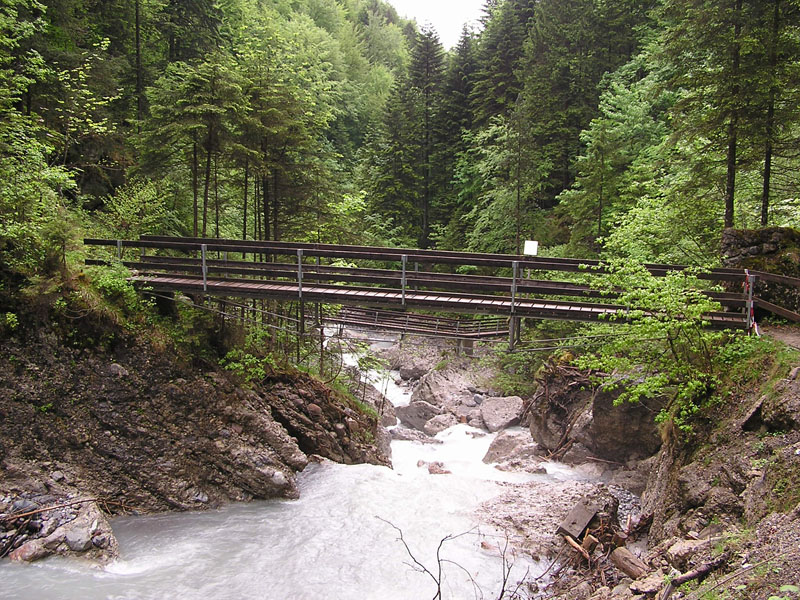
[1,340,590,599]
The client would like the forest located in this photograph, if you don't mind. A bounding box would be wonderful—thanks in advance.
[1,0,800,283]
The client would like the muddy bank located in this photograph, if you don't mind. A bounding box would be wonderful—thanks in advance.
[0,327,388,563]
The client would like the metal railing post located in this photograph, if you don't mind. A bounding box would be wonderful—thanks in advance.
[745,269,756,334]
[297,249,304,300]
[401,254,408,306]
[201,244,208,292]
[511,261,519,314]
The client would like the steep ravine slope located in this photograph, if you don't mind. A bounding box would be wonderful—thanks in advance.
[0,324,388,562]
[528,339,800,599]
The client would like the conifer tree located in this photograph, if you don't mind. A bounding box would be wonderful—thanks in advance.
[408,24,445,247]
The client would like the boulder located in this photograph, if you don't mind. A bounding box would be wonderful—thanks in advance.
[529,367,664,463]
[629,570,664,595]
[399,363,428,381]
[762,377,800,430]
[390,428,443,444]
[9,500,119,563]
[411,370,473,411]
[395,401,442,431]
[586,390,664,462]
[107,363,129,378]
[423,413,458,436]
[420,461,451,475]
[666,538,710,569]
[480,396,523,433]
[482,430,538,464]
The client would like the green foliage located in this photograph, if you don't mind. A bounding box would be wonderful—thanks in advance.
[572,260,726,433]
[99,179,174,238]
[222,348,277,384]
[770,584,800,600]
[89,264,140,313]
[490,349,541,396]
[1,311,18,336]
[347,395,379,421]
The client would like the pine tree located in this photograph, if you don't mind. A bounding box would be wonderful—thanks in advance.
[517,0,647,209]
[408,24,445,247]
[470,0,535,125]
[660,0,767,228]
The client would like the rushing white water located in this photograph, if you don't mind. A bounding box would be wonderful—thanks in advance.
[1,339,561,600]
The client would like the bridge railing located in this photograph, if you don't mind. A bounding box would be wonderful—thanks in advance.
[82,236,800,329]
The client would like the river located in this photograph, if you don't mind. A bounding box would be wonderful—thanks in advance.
[1,339,585,600]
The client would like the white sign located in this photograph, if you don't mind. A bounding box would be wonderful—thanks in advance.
[523,240,539,256]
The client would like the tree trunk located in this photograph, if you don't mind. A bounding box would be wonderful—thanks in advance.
[255,177,261,242]
[262,174,270,241]
[243,160,249,239]
[272,170,280,242]
[515,123,522,255]
[135,0,142,132]
[192,138,199,237]
[214,154,219,238]
[723,0,742,230]
[761,0,780,227]
[202,145,212,238]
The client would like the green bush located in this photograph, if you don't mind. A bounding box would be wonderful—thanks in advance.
[90,265,140,312]
[572,260,727,433]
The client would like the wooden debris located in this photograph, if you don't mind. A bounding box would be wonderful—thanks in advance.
[557,499,600,539]
[659,552,730,600]
[564,535,590,561]
[582,534,600,554]
[610,546,649,579]
[612,531,628,547]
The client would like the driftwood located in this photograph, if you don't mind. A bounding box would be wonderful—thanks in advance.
[678,554,785,600]
[582,534,600,554]
[659,553,728,600]
[610,546,649,579]
[0,497,135,522]
[564,535,591,561]
[0,516,32,558]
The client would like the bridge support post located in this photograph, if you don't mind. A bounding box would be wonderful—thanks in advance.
[401,255,407,306]
[315,256,321,329]
[745,270,757,335]
[297,249,304,335]
[509,261,519,351]
[201,244,208,292]
[458,338,474,358]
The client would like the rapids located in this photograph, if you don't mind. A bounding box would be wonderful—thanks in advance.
[0,338,584,599]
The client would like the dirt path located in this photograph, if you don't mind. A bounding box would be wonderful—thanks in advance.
[761,324,800,350]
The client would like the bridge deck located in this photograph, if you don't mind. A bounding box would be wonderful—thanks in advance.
[80,235,800,332]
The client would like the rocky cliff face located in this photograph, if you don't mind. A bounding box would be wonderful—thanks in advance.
[527,363,664,465]
[0,327,389,562]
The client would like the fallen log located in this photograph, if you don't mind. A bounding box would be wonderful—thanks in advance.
[610,546,649,579]
[659,552,730,600]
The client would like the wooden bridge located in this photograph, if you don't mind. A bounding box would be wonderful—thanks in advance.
[84,235,800,347]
